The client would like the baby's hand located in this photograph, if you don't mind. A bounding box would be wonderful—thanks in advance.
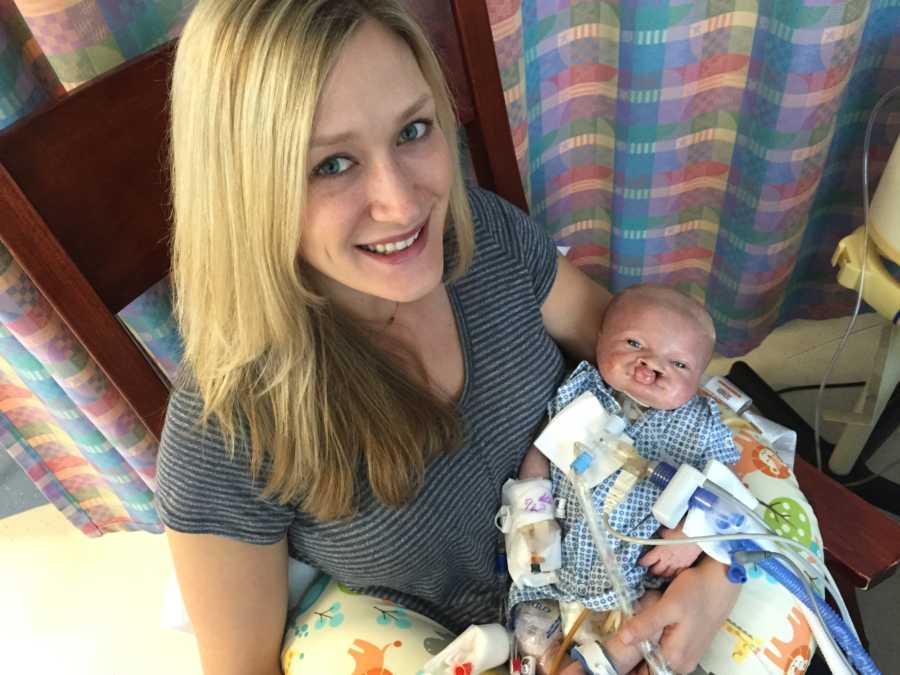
[519,444,551,480]
[639,527,701,577]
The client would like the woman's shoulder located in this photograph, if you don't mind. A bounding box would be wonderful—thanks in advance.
[463,184,559,297]
[162,370,219,445]
[155,368,294,542]
[465,184,506,212]
[158,369,245,474]
[465,185,528,236]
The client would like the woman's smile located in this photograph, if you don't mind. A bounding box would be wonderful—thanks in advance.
[357,221,428,264]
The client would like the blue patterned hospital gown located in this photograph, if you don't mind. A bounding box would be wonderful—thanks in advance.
[510,361,739,613]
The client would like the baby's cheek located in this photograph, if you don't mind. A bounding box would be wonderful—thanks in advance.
[667,377,699,407]
[651,374,694,409]
[595,344,608,372]
[600,365,629,394]
[596,350,623,380]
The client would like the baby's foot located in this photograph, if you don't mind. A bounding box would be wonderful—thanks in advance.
[602,591,663,673]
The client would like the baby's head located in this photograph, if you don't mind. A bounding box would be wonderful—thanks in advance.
[596,284,715,410]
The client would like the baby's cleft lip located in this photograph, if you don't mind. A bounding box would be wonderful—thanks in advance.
[633,364,657,385]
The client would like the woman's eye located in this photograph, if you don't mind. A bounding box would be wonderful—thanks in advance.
[626,338,641,349]
[313,156,353,177]
[398,120,431,144]
[673,361,688,370]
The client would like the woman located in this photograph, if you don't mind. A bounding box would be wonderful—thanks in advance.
[159,1,739,673]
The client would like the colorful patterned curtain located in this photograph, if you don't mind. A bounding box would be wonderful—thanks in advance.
[489,0,900,354]
[0,0,898,535]
[0,0,193,535]
[0,2,64,126]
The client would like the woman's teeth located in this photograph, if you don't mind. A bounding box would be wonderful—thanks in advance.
[363,228,421,255]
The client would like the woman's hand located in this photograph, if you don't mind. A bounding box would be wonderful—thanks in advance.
[618,556,740,674]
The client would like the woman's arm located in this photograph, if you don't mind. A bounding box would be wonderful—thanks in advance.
[167,530,289,675]
[617,556,741,674]
[541,256,612,362]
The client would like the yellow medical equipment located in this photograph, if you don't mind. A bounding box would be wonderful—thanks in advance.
[829,126,900,475]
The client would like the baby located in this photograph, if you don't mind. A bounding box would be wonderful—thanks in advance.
[502,284,739,674]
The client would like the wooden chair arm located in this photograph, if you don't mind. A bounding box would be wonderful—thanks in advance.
[795,457,900,590]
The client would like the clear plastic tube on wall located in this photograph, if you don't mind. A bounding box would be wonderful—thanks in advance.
[569,450,673,675]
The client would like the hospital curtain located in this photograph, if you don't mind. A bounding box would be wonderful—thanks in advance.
[488,0,900,355]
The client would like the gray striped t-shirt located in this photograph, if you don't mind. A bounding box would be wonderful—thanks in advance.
[155,187,566,632]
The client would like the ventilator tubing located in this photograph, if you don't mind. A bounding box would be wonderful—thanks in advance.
[652,460,880,674]
[689,482,879,674]
[748,544,880,675]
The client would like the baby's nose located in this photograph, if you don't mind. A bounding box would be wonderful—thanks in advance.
[638,356,661,371]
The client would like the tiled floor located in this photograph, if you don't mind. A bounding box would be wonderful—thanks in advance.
[2,314,898,675]
[1,505,203,675]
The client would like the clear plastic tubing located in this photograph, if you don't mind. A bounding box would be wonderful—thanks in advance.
[569,453,674,675]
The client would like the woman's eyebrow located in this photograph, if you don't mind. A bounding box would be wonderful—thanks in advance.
[397,92,432,122]
[310,93,433,148]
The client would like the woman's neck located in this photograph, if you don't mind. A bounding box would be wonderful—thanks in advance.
[310,271,402,328]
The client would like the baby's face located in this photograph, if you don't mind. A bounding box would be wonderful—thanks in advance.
[596,301,710,410]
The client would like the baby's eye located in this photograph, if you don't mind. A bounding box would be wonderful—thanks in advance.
[313,156,353,177]
[398,120,431,144]
[672,361,688,370]
[626,338,641,349]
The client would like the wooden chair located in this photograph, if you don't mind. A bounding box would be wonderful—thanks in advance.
[0,0,897,647]
[0,1,525,442]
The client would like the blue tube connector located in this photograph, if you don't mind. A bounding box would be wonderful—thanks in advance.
[727,556,748,584]
[571,451,593,475]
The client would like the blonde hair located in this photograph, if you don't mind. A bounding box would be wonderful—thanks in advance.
[170,0,474,520]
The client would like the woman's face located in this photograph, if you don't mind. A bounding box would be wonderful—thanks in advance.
[301,19,453,313]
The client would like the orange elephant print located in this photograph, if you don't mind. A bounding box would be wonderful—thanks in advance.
[733,432,790,479]
[349,638,402,675]
[763,607,812,675]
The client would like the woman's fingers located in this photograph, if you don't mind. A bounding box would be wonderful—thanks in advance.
[620,559,739,673]
[618,596,677,648]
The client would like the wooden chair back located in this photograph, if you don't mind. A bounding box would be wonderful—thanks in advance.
[0,0,526,441]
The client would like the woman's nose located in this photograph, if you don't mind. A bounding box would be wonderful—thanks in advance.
[367,156,419,225]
